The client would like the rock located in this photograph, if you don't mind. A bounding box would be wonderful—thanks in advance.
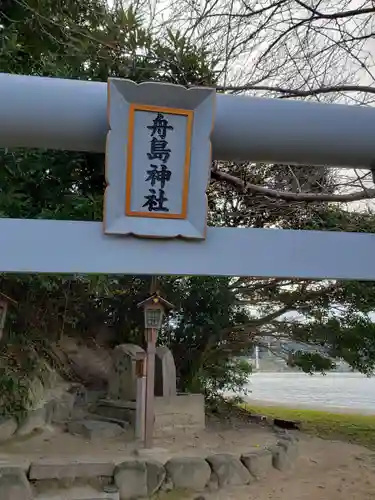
[67,420,124,439]
[206,454,251,487]
[68,383,88,406]
[47,392,76,423]
[277,438,299,462]
[145,459,166,496]
[160,476,174,492]
[17,407,47,437]
[0,417,17,442]
[207,473,219,492]
[29,459,115,479]
[241,449,273,480]
[64,342,113,390]
[272,445,292,472]
[114,459,165,499]
[26,377,45,411]
[104,484,120,494]
[165,457,211,491]
[0,467,33,500]
[115,460,147,499]
[275,429,299,443]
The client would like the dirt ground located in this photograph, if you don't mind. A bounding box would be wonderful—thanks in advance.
[0,419,374,499]
[0,417,276,463]
[202,436,375,500]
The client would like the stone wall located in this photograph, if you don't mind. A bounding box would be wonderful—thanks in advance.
[0,432,299,499]
[154,394,205,435]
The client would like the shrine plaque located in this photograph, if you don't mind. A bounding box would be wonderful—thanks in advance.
[105,79,215,239]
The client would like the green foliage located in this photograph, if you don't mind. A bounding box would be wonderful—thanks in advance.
[158,277,253,395]
[0,369,30,421]
[0,328,46,420]
[290,351,336,374]
[1,0,375,411]
[202,358,253,399]
[301,206,375,233]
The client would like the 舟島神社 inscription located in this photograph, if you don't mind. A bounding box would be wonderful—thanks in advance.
[125,105,191,219]
[104,79,216,239]
[143,112,173,213]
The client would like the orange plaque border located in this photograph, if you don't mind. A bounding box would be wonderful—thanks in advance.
[125,104,193,219]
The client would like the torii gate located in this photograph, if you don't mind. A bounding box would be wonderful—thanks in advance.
[1,72,375,280]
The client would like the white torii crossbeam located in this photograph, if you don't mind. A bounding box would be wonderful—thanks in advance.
[1,72,375,280]
[1,73,375,167]
[1,218,375,280]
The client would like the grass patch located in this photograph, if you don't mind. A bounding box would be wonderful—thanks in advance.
[243,403,375,449]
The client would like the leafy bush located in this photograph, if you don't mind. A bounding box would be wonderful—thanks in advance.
[0,368,31,421]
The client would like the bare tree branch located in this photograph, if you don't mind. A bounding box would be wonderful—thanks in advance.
[212,83,375,97]
[211,169,375,202]
[221,304,293,335]
[293,1,375,20]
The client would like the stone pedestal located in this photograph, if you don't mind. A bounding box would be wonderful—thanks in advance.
[154,394,205,436]
[95,393,205,436]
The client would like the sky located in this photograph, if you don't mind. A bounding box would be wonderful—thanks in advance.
[108,0,375,213]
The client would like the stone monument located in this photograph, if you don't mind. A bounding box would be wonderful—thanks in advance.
[108,344,145,401]
[155,346,177,397]
[97,344,205,436]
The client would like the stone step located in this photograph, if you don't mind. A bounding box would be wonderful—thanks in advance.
[97,399,136,409]
[85,412,130,429]
[94,401,135,425]
[29,459,115,480]
[36,486,119,500]
[37,497,117,500]
[36,496,118,500]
